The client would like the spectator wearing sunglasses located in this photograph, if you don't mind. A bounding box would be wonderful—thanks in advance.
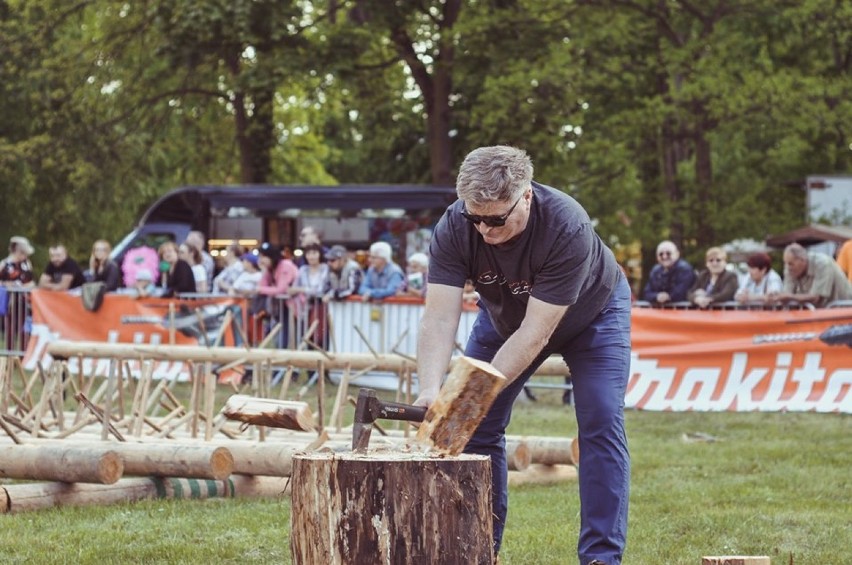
[414,145,632,564]
[687,247,739,309]
[641,240,696,304]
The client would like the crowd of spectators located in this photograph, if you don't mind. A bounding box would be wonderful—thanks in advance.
[641,239,852,309]
[4,231,852,355]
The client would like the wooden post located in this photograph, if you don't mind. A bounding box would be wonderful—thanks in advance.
[291,452,493,565]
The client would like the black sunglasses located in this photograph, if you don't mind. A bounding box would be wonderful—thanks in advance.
[461,195,523,227]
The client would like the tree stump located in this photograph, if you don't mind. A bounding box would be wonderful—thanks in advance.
[291,451,493,565]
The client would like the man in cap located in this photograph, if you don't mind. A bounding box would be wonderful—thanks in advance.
[323,245,363,302]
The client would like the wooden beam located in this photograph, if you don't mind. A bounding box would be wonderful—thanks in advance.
[47,341,571,376]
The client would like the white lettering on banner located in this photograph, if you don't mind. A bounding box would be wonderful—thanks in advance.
[624,354,677,410]
[629,351,852,413]
[814,369,852,413]
[23,324,61,371]
[670,367,720,411]
[786,353,826,411]
[759,352,792,412]
[714,353,769,411]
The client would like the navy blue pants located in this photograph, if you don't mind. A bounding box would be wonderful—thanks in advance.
[463,276,632,564]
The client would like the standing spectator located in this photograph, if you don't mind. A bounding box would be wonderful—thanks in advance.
[687,247,739,309]
[290,242,331,349]
[359,241,405,301]
[158,241,196,297]
[213,243,245,294]
[1,236,36,353]
[641,240,696,304]
[323,245,363,302]
[735,252,783,305]
[398,252,429,299]
[257,243,299,348]
[413,146,632,563]
[186,231,215,289]
[179,242,208,293]
[88,239,121,291]
[768,243,852,307]
[836,238,852,283]
[39,245,85,291]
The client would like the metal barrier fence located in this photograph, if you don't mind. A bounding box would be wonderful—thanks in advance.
[1,287,32,357]
[632,300,818,311]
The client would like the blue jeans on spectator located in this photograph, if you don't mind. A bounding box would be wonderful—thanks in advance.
[463,276,632,564]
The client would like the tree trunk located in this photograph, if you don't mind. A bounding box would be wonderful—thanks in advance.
[290,451,493,565]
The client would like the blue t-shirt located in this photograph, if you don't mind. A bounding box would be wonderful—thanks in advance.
[428,181,620,342]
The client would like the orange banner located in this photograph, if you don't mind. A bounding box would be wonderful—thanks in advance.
[628,307,852,413]
[24,290,246,380]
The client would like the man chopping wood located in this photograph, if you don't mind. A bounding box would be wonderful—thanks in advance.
[414,146,632,565]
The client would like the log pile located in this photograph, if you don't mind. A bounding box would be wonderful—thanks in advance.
[0,350,576,514]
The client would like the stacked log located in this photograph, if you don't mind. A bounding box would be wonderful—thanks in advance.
[0,475,289,514]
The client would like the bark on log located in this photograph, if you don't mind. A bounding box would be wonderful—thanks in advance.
[222,395,316,432]
[15,441,233,480]
[291,451,493,565]
[46,341,571,376]
[0,474,290,514]
[0,445,123,484]
[510,436,579,466]
[415,356,506,455]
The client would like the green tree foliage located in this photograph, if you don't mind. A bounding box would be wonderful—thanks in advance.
[1,0,850,280]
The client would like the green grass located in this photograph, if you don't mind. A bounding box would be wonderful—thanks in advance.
[1,379,850,564]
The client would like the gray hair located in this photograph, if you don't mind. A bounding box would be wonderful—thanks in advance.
[369,241,392,262]
[456,146,533,205]
[407,252,429,268]
[784,243,808,259]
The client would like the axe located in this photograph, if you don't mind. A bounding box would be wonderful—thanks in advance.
[352,388,427,452]
[353,356,507,455]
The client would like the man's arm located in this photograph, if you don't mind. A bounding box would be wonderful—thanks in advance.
[415,284,463,406]
[490,297,567,385]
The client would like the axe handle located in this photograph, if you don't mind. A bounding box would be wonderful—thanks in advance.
[378,402,427,423]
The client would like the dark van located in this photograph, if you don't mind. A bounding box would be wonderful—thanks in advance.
[112,184,457,274]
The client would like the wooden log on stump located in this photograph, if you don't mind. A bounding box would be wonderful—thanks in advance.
[0,444,123,484]
[291,451,493,565]
[222,395,316,432]
[0,474,290,514]
[415,356,506,455]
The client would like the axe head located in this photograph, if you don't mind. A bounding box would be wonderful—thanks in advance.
[351,388,427,452]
